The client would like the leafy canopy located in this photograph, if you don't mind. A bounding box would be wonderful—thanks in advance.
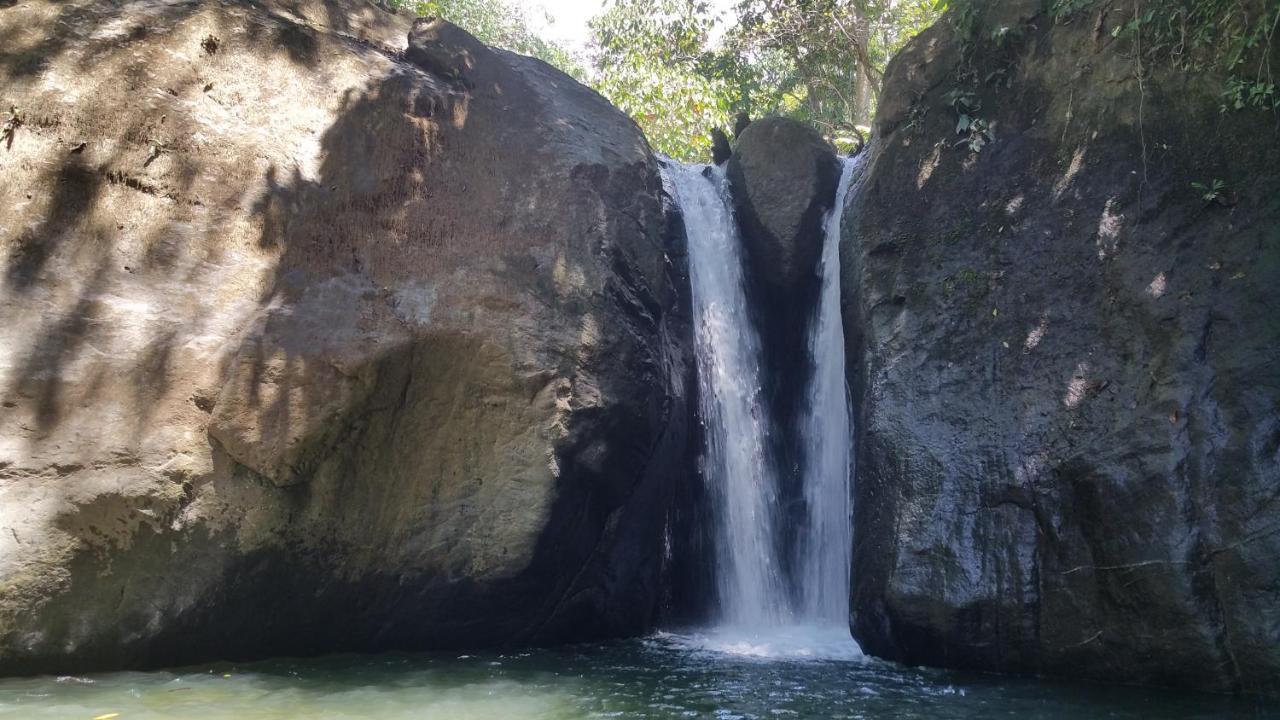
[589,0,942,159]
[388,0,944,160]
[589,0,739,161]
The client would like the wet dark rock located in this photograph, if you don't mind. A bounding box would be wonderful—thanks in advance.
[726,116,839,567]
[729,117,839,299]
[843,5,1280,697]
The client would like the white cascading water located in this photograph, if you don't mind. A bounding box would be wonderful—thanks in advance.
[661,155,863,659]
[797,155,861,628]
[663,162,789,629]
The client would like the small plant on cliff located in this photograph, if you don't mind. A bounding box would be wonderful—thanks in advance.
[1112,0,1280,113]
[1222,75,1277,111]
[945,88,995,151]
[935,1,1030,155]
[1191,178,1230,205]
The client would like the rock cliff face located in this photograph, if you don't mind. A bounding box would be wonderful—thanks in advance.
[0,0,692,673]
[842,0,1280,695]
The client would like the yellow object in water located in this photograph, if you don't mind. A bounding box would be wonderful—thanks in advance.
[92,714,120,720]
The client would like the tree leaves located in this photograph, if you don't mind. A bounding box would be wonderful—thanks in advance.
[588,0,737,161]
[389,0,942,160]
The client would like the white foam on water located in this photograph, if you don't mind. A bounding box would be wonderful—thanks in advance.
[652,625,865,663]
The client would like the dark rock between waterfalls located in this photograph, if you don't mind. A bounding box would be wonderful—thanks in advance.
[710,127,732,165]
[727,116,840,559]
[0,1,694,675]
[842,0,1280,697]
[728,117,840,300]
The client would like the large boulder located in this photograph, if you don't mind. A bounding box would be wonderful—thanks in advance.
[843,1,1280,696]
[0,0,692,674]
[728,117,840,297]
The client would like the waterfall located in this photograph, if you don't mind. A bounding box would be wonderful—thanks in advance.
[663,162,789,628]
[662,155,863,657]
[797,156,860,626]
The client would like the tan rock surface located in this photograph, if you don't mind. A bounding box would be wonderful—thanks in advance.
[0,0,691,673]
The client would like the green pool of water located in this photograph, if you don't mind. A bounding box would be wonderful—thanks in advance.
[0,631,1270,719]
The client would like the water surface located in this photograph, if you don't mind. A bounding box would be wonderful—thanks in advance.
[0,631,1270,719]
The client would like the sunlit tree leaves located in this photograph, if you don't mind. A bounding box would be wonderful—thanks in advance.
[588,0,740,161]
[389,0,942,160]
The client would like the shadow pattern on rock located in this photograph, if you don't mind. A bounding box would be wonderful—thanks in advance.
[0,0,695,675]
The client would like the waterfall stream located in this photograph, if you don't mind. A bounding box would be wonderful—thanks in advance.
[663,156,863,657]
[664,162,788,628]
[797,156,860,626]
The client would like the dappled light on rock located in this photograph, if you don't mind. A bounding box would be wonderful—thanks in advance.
[0,0,692,674]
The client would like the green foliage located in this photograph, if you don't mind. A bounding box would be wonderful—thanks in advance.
[593,0,942,159]
[589,0,737,161]
[389,0,944,160]
[933,2,1023,154]
[943,265,990,301]
[1223,74,1277,110]
[1049,0,1096,22]
[732,0,940,136]
[1108,0,1280,113]
[1192,178,1228,203]
[944,88,993,151]
[942,0,980,40]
